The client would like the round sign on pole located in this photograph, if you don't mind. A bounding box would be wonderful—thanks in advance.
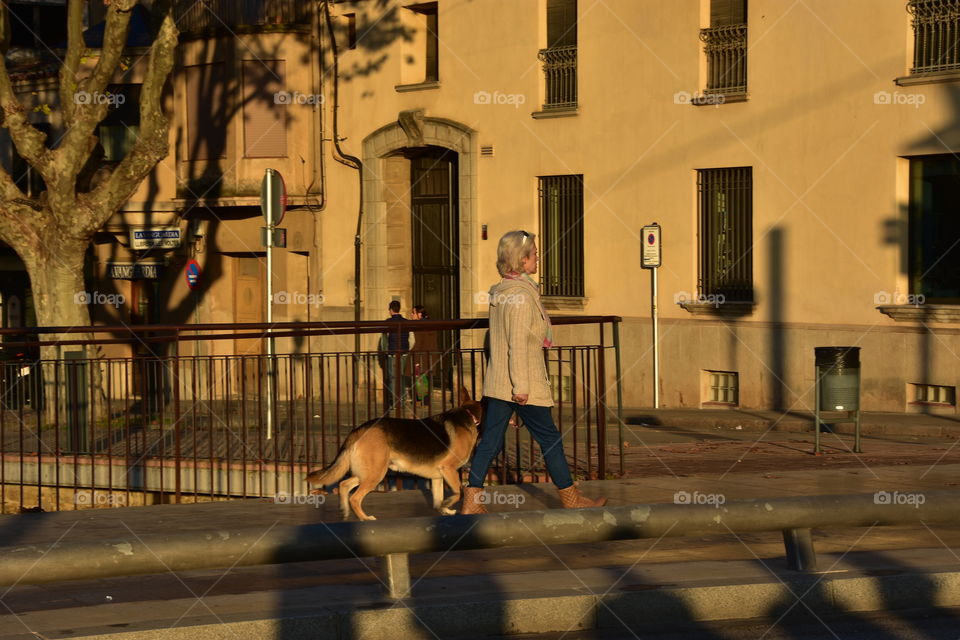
[185,259,202,291]
[641,223,662,268]
[260,169,287,226]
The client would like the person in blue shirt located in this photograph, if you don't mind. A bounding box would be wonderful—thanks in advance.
[379,300,411,414]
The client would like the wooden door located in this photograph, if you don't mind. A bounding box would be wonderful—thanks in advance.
[234,256,264,395]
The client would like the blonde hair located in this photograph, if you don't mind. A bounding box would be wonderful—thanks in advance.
[496,230,536,277]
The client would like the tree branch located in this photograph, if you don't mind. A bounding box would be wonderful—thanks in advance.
[91,1,178,222]
[58,0,85,127]
[0,168,42,250]
[56,0,137,189]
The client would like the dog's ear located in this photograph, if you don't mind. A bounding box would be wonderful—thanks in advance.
[458,384,474,406]
[464,401,483,426]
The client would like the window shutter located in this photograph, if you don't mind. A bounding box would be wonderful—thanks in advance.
[186,63,228,160]
[243,60,287,158]
[547,0,577,48]
[711,0,747,26]
[425,8,439,81]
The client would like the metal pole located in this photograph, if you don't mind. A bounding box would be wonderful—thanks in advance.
[266,170,275,441]
[613,319,624,477]
[782,528,818,572]
[652,266,659,409]
[814,365,821,455]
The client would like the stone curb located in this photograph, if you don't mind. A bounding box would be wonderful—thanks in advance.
[67,570,960,640]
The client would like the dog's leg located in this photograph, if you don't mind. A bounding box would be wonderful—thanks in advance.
[430,477,444,512]
[437,465,464,515]
[339,477,360,520]
[349,469,387,521]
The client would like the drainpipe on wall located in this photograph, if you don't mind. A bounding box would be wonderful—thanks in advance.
[321,0,363,354]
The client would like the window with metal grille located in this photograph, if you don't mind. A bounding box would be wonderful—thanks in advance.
[538,175,584,298]
[700,0,748,94]
[705,370,739,405]
[910,383,956,405]
[908,0,960,74]
[538,0,577,109]
[698,167,753,301]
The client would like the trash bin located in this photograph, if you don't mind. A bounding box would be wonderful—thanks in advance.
[814,346,862,454]
[814,346,860,411]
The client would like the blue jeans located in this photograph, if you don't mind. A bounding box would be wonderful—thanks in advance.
[467,397,573,489]
[383,354,410,412]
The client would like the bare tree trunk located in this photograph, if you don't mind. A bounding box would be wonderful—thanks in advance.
[25,241,90,334]
[21,239,93,430]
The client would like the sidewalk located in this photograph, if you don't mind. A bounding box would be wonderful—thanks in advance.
[1,455,959,639]
[621,407,960,437]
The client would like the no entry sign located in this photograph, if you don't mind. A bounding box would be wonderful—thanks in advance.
[185,259,202,291]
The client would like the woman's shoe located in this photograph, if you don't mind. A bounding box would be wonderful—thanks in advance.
[459,486,488,515]
[558,485,607,509]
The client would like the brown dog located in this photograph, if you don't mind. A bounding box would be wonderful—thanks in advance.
[305,387,482,520]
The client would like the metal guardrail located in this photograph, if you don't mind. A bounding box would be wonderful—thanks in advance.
[1,491,956,596]
[0,317,623,513]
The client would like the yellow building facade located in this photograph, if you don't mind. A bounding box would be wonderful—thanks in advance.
[5,0,960,413]
[321,0,960,413]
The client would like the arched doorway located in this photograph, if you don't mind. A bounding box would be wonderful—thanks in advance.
[361,115,476,327]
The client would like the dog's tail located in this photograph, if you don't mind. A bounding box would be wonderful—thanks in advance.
[305,428,363,487]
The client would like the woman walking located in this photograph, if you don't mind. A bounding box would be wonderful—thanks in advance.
[460,230,606,513]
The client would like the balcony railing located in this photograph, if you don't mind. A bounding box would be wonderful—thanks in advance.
[538,44,578,110]
[174,0,311,36]
[908,0,960,74]
[700,24,747,95]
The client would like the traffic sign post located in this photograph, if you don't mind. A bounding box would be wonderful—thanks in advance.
[641,223,662,409]
[261,169,286,440]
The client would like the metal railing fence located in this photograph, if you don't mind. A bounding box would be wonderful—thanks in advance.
[0,317,622,513]
[700,23,748,94]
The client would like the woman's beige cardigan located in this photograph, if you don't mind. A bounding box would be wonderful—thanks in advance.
[482,277,554,407]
